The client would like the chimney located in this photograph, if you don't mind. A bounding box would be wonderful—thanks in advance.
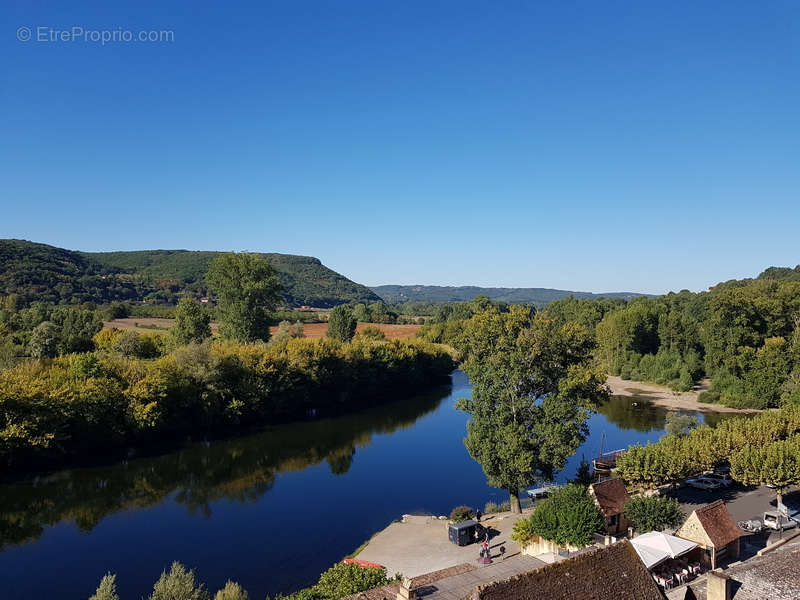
[396,577,416,600]
[706,570,731,600]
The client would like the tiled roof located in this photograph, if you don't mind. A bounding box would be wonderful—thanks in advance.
[692,500,740,549]
[678,537,800,600]
[468,540,666,600]
[589,478,631,517]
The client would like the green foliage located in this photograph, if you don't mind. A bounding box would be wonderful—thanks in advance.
[616,405,800,488]
[510,517,536,546]
[173,299,211,345]
[664,412,699,437]
[371,285,646,307]
[271,320,305,344]
[526,483,603,547]
[572,458,594,486]
[623,495,683,532]
[355,326,386,341]
[89,573,121,600]
[213,581,249,600]
[326,306,357,343]
[484,500,511,514]
[28,321,59,358]
[449,505,475,522]
[0,240,381,309]
[206,253,282,342]
[0,337,454,469]
[148,562,209,600]
[455,307,607,510]
[730,435,800,493]
[314,562,393,600]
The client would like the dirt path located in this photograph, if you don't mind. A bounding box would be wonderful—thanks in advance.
[605,376,761,414]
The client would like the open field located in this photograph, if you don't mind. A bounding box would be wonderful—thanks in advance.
[606,376,762,414]
[103,318,420,340]
[291,322,421,339]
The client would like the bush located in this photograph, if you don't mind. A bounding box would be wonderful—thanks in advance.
[484,500,511,514]
[623,495,683,533]
[449,505,475,522]
[148,562,209,600]
[527,483,603,548]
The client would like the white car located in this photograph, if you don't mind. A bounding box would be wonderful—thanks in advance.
[763,511,798,531]
[702,472,734,487]
[687,477,721,490]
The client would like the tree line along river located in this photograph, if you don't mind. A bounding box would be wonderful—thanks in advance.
[0,370,736,600]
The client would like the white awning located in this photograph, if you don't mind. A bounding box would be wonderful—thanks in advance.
[631,532,698,569]
[631,543,669,569]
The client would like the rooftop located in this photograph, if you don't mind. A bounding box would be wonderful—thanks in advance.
[667,537,800,600]
[589,478,631,517]
[468,540,666,600]
[680,500,741,549]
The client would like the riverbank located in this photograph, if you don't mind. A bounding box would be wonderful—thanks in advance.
[605,376,761,414]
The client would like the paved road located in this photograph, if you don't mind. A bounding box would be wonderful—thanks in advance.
[665,484,799,524]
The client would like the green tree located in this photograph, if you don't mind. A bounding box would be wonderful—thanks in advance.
[730,436,800,509]
[456,308,607,512]
[664,412,698,437]
[28,321,59,358]
[206,253,282,342]
[173,298,212,345]
[623,495,683,533]
[326,306,357,343]
[89,573,120,600]
[213,581,249,600]
[573,457,594,486]
[527,483,603,547]
[313,562,392,600]
[148,562,209,600]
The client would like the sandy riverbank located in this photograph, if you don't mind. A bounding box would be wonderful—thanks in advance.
[605,376,761,414]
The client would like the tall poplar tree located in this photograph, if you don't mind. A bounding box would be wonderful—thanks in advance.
[206,253,282,343]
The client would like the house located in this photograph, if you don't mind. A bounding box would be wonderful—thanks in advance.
[675,500,741,569]
[588,478,631,536]
[468,539,666,600]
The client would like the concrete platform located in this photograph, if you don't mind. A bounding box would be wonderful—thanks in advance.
[356,511,530,578]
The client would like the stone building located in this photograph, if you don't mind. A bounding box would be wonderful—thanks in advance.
[675,500,740,569]
[588,478,631,537]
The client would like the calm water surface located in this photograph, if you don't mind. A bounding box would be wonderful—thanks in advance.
[0,371,733,600]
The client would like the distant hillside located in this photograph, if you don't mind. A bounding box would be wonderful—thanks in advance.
[0,240,380,308]
[370,284,650,307]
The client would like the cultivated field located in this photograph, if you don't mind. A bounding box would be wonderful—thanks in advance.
[103,318,420,340]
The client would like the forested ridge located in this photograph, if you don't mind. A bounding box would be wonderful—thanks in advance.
[0,240,380,308]
[371,284,649,307]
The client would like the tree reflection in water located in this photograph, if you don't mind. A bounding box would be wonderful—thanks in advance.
[0,386,448,550]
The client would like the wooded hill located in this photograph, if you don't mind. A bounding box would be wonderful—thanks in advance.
[0,240,381,308]
[371,284,650,307]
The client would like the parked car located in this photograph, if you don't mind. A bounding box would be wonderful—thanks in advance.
[702,472,733,487]
[763,511,798,531]
[687,477,721,490]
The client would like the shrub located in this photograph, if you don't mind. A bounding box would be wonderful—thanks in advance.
[527,483,603,548]
[623,495,683,533]
[356,326,386,341]
[510,516,536,546]
[449,505,475,522]
[89,573,120,600]
[484,500,511,514]
[213,581,249,600]
[148,562,209,600]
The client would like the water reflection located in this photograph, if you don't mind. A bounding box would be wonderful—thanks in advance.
[596,395,672,432]
[0,386,449,551]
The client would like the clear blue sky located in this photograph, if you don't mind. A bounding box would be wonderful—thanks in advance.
[3,1,799,295]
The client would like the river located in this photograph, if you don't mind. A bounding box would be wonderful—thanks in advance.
[0,370,735,600]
